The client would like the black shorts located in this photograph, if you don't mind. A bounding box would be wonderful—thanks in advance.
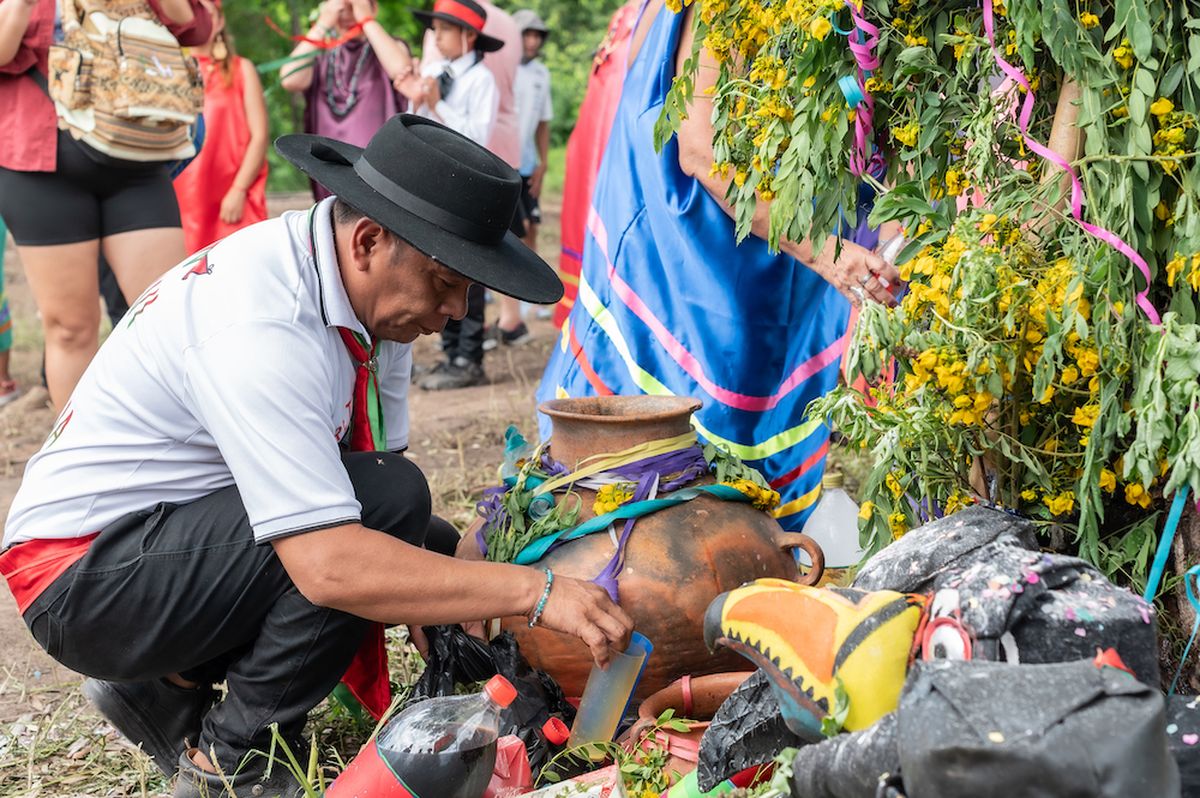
[0,130,181,246]
[520,175,542,226]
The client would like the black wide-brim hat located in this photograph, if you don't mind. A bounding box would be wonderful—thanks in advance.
[411,0,505,52]
[276,114,561,304]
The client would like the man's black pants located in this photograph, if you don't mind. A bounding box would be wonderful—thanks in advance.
[440,282,486,365]
[21,452,456,772]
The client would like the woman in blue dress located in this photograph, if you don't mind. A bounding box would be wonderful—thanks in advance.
[537,0,899,531]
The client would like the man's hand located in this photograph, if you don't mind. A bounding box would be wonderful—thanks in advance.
[535,574,633,668]
[219,186,247,224]
[408,624,431,658]
[455,518,486,561]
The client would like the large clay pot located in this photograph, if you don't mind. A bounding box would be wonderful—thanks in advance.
[502,396,824,701]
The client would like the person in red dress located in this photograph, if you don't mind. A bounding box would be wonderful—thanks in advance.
[173,0,269,255]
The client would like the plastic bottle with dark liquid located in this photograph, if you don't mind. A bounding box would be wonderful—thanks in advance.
[327,675,517,798]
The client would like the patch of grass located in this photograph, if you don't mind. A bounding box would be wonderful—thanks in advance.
[0,677,169,798]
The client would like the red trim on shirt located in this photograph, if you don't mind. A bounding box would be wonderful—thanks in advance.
[0,534,98,615]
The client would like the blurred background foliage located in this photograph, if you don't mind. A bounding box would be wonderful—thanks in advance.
[222,0,627,191]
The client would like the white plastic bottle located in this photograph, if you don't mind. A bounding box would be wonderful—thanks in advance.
[801,472,865,569]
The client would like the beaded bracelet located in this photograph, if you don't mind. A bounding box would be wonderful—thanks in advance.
[528,568,554,628]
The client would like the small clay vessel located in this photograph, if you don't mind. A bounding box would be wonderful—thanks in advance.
[624,672,755,777]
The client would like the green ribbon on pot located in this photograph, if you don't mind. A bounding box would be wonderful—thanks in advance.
[512,483,752,565]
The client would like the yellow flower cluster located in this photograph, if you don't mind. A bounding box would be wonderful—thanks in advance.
[878,215,1141,522]
[692,0,841,63]
[1125,482,1151,509]
[943,492,975,515]
[944,168,966,197]
[892,122,920,148]
[724,478,782,511]
[1165,253,1200,291]
[1151,105,1195,175]
[748,54,788,91]
[593,482,636,516]
[1043,491,1076,516]
[1112,37,1134,69]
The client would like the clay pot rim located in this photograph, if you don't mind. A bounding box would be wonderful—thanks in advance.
[636,671,756,727]
[538,396,704,425]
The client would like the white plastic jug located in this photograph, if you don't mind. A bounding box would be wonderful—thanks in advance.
[801,472,864,568]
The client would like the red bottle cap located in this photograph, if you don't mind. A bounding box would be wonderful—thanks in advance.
[484,674,517,709]
[541,716,569,745]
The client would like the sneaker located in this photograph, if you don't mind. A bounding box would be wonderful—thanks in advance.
[173,750,303,798]
[412,359,449,377]
[482,321,533,351]
[83,677,216,777]
[419,359,486,390]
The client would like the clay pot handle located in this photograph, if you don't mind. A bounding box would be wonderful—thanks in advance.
[776,532,825,586]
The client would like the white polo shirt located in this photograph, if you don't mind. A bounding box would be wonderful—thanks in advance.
[416,51,499,146]
[2,198,412,548]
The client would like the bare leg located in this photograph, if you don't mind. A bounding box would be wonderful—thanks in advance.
[497,295,523,332]
[522,221,539,255]
[0,349,16,402]
[102,227,186,302]
[20,240,102,407]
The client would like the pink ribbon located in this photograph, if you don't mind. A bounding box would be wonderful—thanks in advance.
[981,0,1161,325]
[843,2,884,177]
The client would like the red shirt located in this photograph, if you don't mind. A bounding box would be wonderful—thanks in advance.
[0,534,98,614]
[0,0,213,173]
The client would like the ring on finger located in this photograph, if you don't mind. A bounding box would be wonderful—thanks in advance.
[851,285,866,302]
[858,273,871,286]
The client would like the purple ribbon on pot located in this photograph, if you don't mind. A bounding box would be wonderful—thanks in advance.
[475,486,509,557]
[586,445,709,602]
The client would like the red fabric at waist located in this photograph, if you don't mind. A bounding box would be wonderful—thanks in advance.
[0,534,99,615]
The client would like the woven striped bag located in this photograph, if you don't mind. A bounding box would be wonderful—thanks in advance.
[47,0,203,163]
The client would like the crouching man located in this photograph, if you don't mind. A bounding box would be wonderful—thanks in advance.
[0,115,632,797]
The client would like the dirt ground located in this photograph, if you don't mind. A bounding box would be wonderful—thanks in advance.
[0,193,565,797]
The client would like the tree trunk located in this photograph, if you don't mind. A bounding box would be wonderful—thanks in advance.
[1168,500,1200,692]
[1041,77,1082,212]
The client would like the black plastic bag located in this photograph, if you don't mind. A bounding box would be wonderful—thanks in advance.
[853,506,1160,686]
[788,713,900,798]
[1166,694,1200,797]
[853,506,1038,593]
[408,625,576,772]
[896,659,1179,798]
